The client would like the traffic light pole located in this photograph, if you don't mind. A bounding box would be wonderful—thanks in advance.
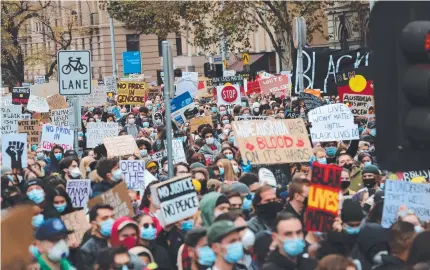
[297,18,305,93]
[162,41,174,178]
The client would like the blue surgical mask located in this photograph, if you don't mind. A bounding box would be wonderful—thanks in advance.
[54,203,67,213]
[140,149,148,157]
[224,242,244,264]
[156,104,161,108]
[222,119,230,125]
[36,152,45,160]
[29,244,40,258]
[283,238,305,256]
[325,146,337,157]
[344,225,361,235]
[140,226,157,240]
[219,167,225,175]
[233,165,240,174]
[197,246,216,266]
[241,102,247,107]
[143,122,150,128]
[32,214,44,228]
[148,105,153,110]
[54,153,63,160]
[31,145,38,151]
[317,157,327,165]
[370,129,376,137]
[226,153,234,160]
[27,189,45,204]
[229,137,235,144]
[242,196,252,211]
[111,169,123,182]
[211,107,217,113]
[364,161,372,166]
[7,175,14,183]
[220,111,227,116]
[380,183,385,190]
[99,218,114,237]
[181,220,194,232]
[414,225,423,234]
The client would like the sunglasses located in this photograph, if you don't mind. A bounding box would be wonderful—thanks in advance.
[142,223,155,229]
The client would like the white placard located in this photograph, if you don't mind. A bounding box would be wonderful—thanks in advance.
[119,160,146,191]
[104,75,117,93]
[86,122,119,148]
[66,179,91,208]
[41,124,74,151]
[79,85,106,107]
[2,134,28,169]
[176,76,198,97]
[223,70,236,77]
[34,75,46,84]
[1,95,22,135]
[163,139,187,164]
[50,108,70,128]
[27,95,50,112]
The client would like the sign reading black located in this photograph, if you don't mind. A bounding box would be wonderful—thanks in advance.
[156,177,195,203]
[12,87,30,105]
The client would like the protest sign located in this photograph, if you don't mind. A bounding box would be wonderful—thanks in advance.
[66,179,91,208]
[50,108,70,127]
[343,94,374,116]
[30,81,59,97]
[86,122,119,148]
[1,95,22,135]
[18,120,40,145]
[47,94,69,110]
[88,182,134,218]
[61,210,91,246]
[104,75,117,93]
[382,180,430,228]
[12,87,30,105]
[21,113,31,119]
[117,81,147,105]
[305,162,342,232]
[150,151,167,166]
[258,75,290,95]
[2,134,28,169]
[304,88,321,97]
[223,70,236,77]
[232,119,313,165]
[120,160,146,191]
[103,135,139,157]
[235,115,270,121]
[298,92,324,111]
[41,124,74,151]
[150,175,199,225]
[337,67,374,101]
[79,85,106,107]
[27,94,50,112]
[176,72,198,97]
[398,170,430,182]
[190,116,213,133]
[171,91,197,126]
[197,77,213,98]
[172,139,187,164]
[217,85,241,107]
[308,103,359,142]
[34,75,46,84]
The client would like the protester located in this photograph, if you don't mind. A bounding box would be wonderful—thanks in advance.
[91,158,122,198]
[248,185,283,233]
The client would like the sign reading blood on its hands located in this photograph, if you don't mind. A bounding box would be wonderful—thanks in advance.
[221,85,238,103]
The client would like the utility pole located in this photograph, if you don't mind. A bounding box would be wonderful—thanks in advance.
[294,17,306,93]
[162,41,174,178]
[108,0,118,80]
[220,0,227,71]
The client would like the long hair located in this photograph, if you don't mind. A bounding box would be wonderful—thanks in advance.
[217,158,237,181]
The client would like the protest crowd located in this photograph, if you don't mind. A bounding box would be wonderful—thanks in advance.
[2,66,430,270]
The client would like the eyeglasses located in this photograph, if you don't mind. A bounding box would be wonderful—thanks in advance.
[142,223,155,229]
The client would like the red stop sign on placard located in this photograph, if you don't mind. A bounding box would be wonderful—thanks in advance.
[221,85,238,103]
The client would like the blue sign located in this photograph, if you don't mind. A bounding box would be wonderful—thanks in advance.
[171,92,193,114]
[122,51,141,74]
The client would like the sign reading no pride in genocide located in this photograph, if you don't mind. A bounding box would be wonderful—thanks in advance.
[117,81,147,105]
[151,175,199,225]
[41,124,74,151]
[232,119,313,165]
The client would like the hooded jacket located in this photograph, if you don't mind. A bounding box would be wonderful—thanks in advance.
[110,217,140,248]
[200,192,223,227]
[198,140,222,163]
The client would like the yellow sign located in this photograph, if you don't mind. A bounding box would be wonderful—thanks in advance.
[243,53,250,65]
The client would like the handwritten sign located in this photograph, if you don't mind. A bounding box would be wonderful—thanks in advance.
[343,94,374,116]
[34,75,46,84]
[151,175,199,225]
[2,134,28,169]
[79,85,106,107]
[176,72,198,97]
[197,77,213,98]
[50,108,70,128]
[117,81,147,105]
[150,151,167,165]
[88,182,134,218]
[308,104,359,142]
[12,87,30,105]
[235,115,269,121]
[212,75,244,87]
[298,93,324,111]
[120,160,146,191]
[27,95,50,112]
[103,135,139,157]
[305,162,342,232]
[41,124,74,151]
[232,119,313,165]
[66,180,91,208]
[190,116,213,133]
[1,95,22,135]
[258,75,290,95]
[18,120,40,145]
[47,94,69,110]
[86,122,119,148]
[30,81,59,98]
[382,180,430,228]
[104,75,117,93]
[163,139,187,164]
[61,210,91,246]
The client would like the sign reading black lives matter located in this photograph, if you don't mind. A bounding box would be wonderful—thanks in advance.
[58,50,92,95]
[151,175,199,225]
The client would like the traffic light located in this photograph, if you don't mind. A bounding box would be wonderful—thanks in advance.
[369,1,430,171]
[204,62,215,78]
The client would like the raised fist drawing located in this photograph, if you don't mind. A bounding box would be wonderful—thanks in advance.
[6,141,25,169]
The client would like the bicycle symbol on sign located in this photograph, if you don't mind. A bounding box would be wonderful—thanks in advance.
[62,57,88,75]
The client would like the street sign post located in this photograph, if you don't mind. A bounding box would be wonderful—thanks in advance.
[58,50,92,96]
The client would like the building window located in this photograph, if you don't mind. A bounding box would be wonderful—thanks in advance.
[176,34,182,56]
[82,38,85,50]
[158,37,163,57]
[97,36,101,60]
[126,34,140,51]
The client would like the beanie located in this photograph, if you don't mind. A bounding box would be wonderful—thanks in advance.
[215,195,229,207]
[363,164,381,175]
[230,182,250,195]
[190,162,205,169]
[341,199,364,223]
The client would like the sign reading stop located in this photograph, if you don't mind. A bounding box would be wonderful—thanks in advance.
[221,85,238,103]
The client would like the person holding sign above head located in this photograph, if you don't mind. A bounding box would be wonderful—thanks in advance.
[91,158,122,199]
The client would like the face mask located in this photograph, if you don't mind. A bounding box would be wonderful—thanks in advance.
[344,225,361,235]
[415,225,423,234]
[211,107,217,113]
[181,220,194,232]
[99,218,114,237]
[206,137,214,145]
[241,102,247,107]
[140,226,157,240]
[54,203,67,213]
[317,157,327,164]
[150,132,157,139]
[143,122,150,128]
[111,169,123,182]
[47,239,69,262]
[254,108,260,113]
[364,161,372,166]
[54,153,63,160]
[7,175,14,183]
[198,246,216,266]
[341,181,351,189]
[325,146,337,157]
[155,119,162,125]
[36,152,45,160]
[380,183,385,190]
[242,113,250,116]
[363,178,376,188]
[219,111,227,116]
[256,201,283,221]
[283,238,305,256]
[241,229,256,250]
[232,165,240,174]
[140,149,148,157]
[96,118,101,122]
[148,105,153,110]
[370,129,376,137]
[229,137,235,144]
[69,168,81,179]
[242,196,252,211]
[27,189,45,204]
[224,242,244,264]
[226,153,234,160]
[121,236,138,250]
[214,210,224,218]
[156,104,161,108]
[219,167,224,175]
[29,244,40,258]
[343,163,353,171]
[32,214,44,228]
[128,119,135,125]
[222,119,229,125]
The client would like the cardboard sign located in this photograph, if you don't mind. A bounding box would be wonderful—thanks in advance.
[87,182,134,218]
[1,95,22,135]
[117,81,147,105]
[305,162,342,232]
[61,210,91,246]
[30,81,59,97]
[2,134,28,169]
[190,116,213,133]
[79,85,106,107]
[50,108,70,128]
[258,75,290,95]
[41,124,74,151]
[381,180,430,228]
[197,77,213,98]
[12,87,30,105]
[120,160,146,191]
[86,122,119,148]
[66,179,91,208]
[150,175,199,225]
[232,119,313,165]
[18,120,41,145]
[298,93,324,111]
[308,104,359,142]
[103,135,139,157]
[104,75,117,93]
[343,94,374,116]
[47,94,69,110]
[27,94,50,112]
[217,85,241,106]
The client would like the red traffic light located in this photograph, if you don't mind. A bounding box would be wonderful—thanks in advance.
[400,21,430,55]
[426,33,430,51]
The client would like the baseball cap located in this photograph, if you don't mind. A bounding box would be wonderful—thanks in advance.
[24,179,43,193]
[35,218,72,241]
[207,220,246,244]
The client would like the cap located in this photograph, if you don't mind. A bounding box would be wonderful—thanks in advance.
[35,218,72,241]
[190,162,205,169]
[230,182,250,195]
[24,179,43,192]
[207,220,246,244]
[362,164,381,175]
[184,228,207,247]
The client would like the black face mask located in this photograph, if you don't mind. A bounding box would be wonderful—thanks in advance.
[363,178,376,188]
[341,181,351,190]
[343,163,353,171]
[256,201,283,221]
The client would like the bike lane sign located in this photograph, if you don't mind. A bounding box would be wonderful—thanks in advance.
[58,50,92,95]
